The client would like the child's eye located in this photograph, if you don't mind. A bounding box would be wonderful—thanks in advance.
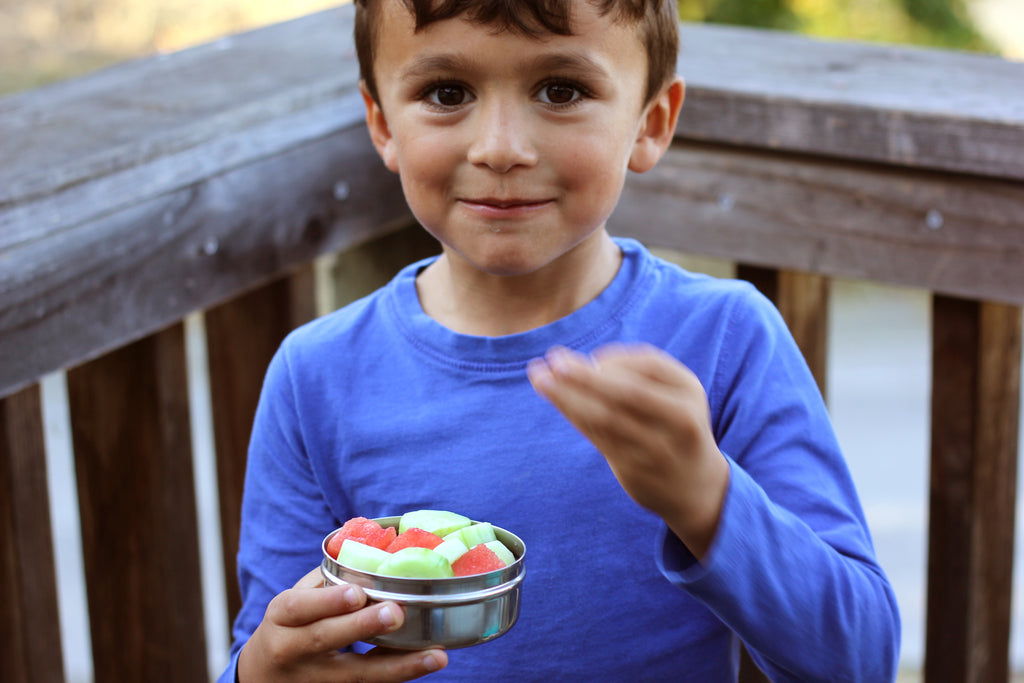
[536,80,588,108]
[424,84,472,108]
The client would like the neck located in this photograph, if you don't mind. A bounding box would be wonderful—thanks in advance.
[416,232,622,337]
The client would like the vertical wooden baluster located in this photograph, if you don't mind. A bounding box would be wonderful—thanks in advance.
[206,266,317,628]
[331,224,439,307]
[67,324,207,682]
[926,296,1021,683]
[1,385,65,683]
[735,264,831,683]
[737,265,830,396]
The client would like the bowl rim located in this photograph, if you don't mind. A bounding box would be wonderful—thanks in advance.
[322,515,526,587]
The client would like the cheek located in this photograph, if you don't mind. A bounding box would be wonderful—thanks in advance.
[394,137,452,194]
[562,141,629,198]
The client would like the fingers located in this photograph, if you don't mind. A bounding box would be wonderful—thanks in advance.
[527,344,716,504]
[347,647,449,680]
[268,587,410,653]
[528,344,705,433]
[243,566,451,681]
[270,579,366,628]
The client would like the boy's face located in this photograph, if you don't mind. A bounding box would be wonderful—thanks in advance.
[362,0,679,279]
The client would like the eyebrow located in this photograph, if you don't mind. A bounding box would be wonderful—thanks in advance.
[527,52,610,78]
[397,50,611,82]
[397,54,472,81]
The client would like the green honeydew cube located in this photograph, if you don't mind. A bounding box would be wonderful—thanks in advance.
[433,537,470,564]
[456,522,497,548]
[484,540,515,566]
[442,522,497,547]
[376,547,455,578]
[337,539,392,573]
[398,509,471,537]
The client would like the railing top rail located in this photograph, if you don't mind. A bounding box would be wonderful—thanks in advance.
[676,23,1024,180]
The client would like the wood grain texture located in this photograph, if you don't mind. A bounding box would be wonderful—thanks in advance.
[205,268,317,626]
[925,297,1021,683]
[0,385,65,683]
[616,142,1024,306]
[0,7,411,400]
[676,22,1024,181]
[66,325,207,682]
[0,120,409,399]
[736,265,830,397]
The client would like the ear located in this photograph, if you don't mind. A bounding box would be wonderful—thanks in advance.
[628,76,685,174]
[360,81,400,173]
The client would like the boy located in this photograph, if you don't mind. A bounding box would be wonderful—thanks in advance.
[223,0,901,681]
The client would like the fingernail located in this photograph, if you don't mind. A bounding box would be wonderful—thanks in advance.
[547,347,572,375]
[378,602,400,628]
[423,651,443,672]
[341,585,359,607]
[526,359,553,389]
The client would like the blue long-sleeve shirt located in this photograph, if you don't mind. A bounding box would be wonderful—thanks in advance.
[221,237,900,682]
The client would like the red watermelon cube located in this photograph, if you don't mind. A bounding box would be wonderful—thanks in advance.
[326,517,397,558]
[451,544,507,577]
[385,528,444,553]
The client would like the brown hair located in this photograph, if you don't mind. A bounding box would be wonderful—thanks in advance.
[354,0,679,107]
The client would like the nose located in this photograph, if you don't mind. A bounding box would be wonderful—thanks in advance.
[466,99,538,173]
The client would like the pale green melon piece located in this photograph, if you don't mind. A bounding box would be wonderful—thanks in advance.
[458,522,497,547]
[376,547,455,578]
[484,540,515,566]
[433,537,469,564]
[398,509,471,537]
[337,539,392,573]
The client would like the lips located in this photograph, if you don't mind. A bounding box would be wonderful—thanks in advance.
[464,197,548,209]
[458,197,553,219]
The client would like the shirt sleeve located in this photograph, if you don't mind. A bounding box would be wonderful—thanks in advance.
[657,286,901,682]
[221,338,340,677]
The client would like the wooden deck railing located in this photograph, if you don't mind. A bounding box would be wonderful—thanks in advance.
[2,5,1022,681]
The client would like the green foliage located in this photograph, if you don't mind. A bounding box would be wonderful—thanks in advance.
[704,0,800,30]
[898,0,989,47]
[678,0,996,53]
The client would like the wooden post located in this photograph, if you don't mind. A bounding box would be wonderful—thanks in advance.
[926,296,1021,683]
[66,324,208,682]
[0,385,65,683]
[205,267,317,626]
[736,265,830,397]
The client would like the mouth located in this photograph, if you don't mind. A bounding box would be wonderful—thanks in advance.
[462,197,551,209]
[457,197,554,220]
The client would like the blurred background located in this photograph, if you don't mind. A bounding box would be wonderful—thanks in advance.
[4,0,1022,681]
[1,0,1021,96]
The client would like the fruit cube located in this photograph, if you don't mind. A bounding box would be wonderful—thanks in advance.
[433,537,470,564]
[376,547,455,578]
[445,522,497,548]
[451,544,507,577]
[385,528,444,553]
[326,517,397,557]
[483,540,515,566]
[337,539,392,573]
[398,510,471,537]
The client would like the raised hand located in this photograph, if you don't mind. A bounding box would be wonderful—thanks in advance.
[528,343,729,559]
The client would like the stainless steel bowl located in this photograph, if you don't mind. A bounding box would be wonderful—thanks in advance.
[321,516,526,650]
